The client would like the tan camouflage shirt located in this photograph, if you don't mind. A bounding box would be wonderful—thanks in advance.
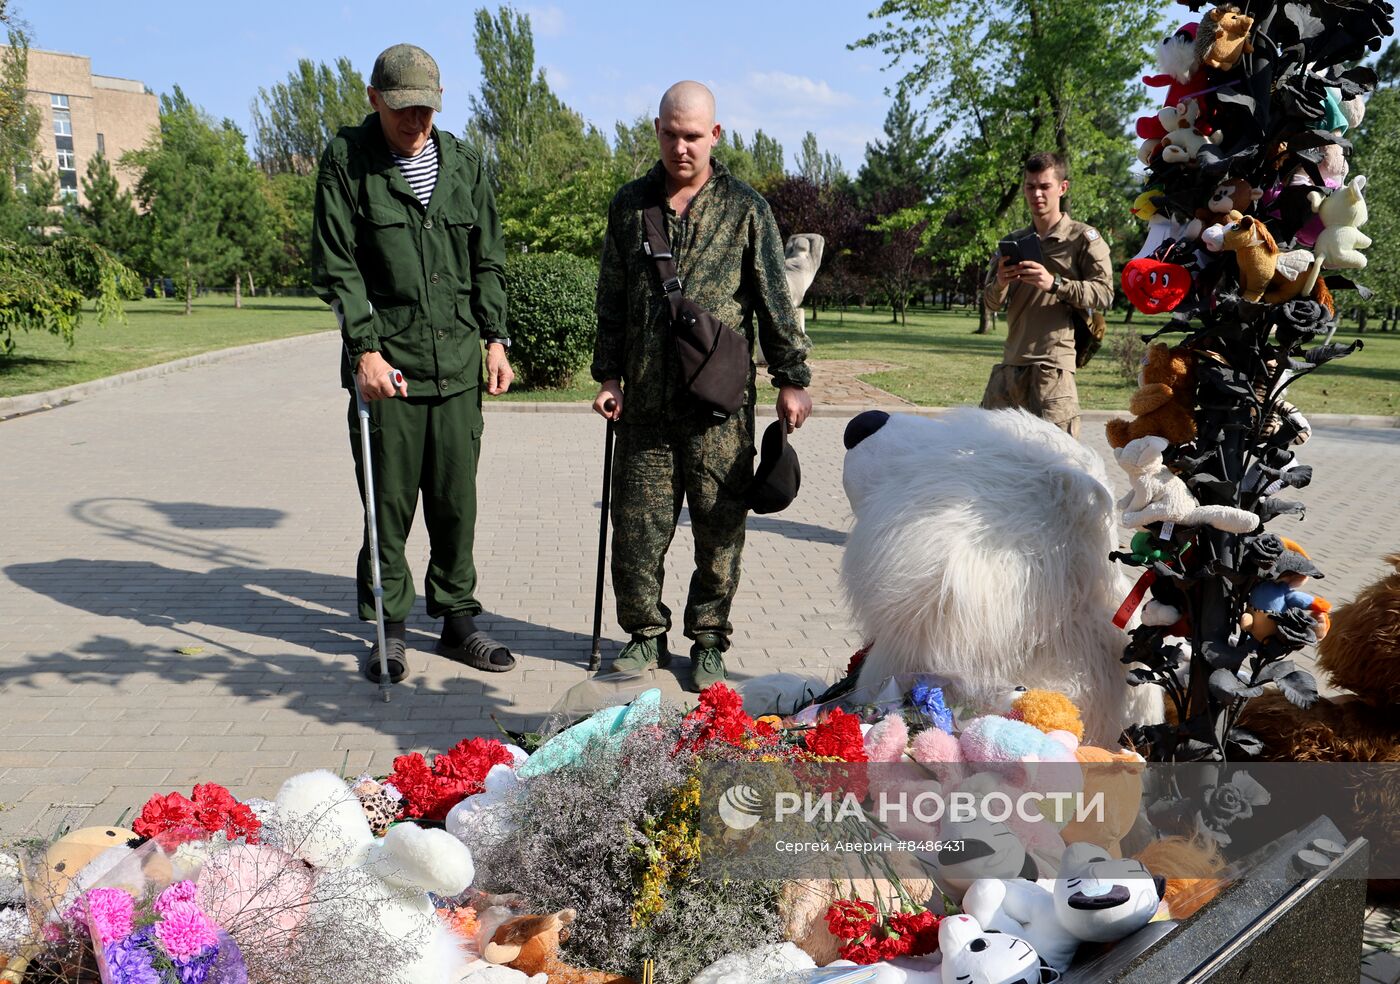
[983,214,1113,372]
[592,160,812,414]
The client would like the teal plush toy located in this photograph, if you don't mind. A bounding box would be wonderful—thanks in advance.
[517,688,662,778]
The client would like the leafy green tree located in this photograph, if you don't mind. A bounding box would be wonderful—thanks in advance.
[0,236,137,354]
[467,5,610,250]
[0,21,55,243]
[125,88,275,312]
[251,57,367,176]
[796,131,847,187]
[66,152,142,262]
[856,86,934,203]
[854,0,1159,328]
[504,251,598,387]
[262,170,315,287]
[1350,44,1397,322]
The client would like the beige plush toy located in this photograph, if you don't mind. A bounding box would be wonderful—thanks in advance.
[1196,5,1255,70]
[1301,175,1372,294]
[1160,105,1225,165]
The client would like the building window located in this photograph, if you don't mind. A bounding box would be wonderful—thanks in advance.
[53,108,72,136]
[56,147,76,170]
[96,132,105,156]
[51,93,69,109]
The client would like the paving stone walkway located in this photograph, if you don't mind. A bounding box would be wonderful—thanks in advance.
[2,330,1398,978]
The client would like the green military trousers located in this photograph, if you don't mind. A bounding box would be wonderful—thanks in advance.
[346,390,483,623]
[610,407,755,648]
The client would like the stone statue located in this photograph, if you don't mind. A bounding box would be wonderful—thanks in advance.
[783,234,825,334]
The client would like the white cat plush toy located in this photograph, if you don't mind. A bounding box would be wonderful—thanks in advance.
[939,913,1060,984]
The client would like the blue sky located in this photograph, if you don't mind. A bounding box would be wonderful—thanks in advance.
[22,1,905,173]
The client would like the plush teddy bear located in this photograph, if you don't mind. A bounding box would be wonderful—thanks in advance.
[258,769,477,984]
[938,913,1058,984]
[482,908,635,984]
[1114,436,1259,533]
[842,408,1162,747]
[1008,690,1085,743]
[1195,5,1254,71]
[1058,746,1146,859]
[21,826,142,923]
[1105,344,1196,450]
[1300,175,1372,294]
[963,843,1165,972]
[1185,177,1262,240]
[1158,101,1224,165]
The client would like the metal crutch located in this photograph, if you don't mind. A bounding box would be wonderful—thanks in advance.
[356,368,405,701]
[589,398,617,672]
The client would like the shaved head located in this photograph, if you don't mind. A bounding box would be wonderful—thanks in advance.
[659,80,716,123]
[656,81,721,190]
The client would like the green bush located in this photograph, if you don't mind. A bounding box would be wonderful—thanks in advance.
[505,251,598,389]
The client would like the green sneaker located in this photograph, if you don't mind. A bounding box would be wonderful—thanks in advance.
[689,633,727,692]
[610,633,669,674]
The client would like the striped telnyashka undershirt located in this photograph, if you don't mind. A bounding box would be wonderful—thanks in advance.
[391,140,439,205]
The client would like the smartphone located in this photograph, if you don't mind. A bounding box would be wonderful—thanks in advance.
[999,233,1044,266]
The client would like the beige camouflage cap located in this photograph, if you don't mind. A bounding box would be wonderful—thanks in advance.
[370,44,442,111]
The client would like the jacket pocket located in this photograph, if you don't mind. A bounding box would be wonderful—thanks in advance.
[358,204,420,300]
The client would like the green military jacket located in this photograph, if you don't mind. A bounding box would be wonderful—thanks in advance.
[312,114,507,400]
[592,161,812,415]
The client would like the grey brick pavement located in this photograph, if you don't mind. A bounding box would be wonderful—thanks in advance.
[1,329,1398,844]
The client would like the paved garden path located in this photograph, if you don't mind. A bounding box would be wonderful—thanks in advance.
[2,329,1397,848]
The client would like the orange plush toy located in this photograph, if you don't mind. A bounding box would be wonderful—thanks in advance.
[484,909,636,984]
[1105,343,1197,450]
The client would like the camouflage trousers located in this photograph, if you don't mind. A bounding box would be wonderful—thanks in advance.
[610,407,755,648]
[981,363,1081,439]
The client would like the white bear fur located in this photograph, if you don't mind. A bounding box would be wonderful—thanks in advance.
[843,408,1161,745]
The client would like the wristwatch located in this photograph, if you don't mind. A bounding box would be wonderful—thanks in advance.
[1049,274,1064,295]
[486,337,512,349]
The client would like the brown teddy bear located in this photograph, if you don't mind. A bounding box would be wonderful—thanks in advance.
[1105,343,1197,450]
[1235,552,1400,896]
[1195,5,1255,71]
[484,908,636,984]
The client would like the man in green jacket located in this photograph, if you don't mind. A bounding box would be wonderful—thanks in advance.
[592,80,812,692]
[312,44,516,682]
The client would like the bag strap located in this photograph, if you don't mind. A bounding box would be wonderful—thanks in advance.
[642,205,684,320]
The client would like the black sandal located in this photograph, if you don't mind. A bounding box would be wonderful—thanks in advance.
[364,636,409,684]
[436,631,516,672]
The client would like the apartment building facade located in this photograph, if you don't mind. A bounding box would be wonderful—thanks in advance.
[17,47,159,205]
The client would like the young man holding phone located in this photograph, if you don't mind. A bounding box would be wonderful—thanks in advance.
[981,152,1113,439]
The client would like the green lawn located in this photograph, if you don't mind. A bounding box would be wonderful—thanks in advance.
[0,295,334,398]
[795,305,1400,416]
[5,296,1398,416]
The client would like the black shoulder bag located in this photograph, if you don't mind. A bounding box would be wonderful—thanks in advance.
[641,205,750,421]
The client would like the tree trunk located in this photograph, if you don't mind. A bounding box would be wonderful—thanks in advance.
[975,294,993,334]
[1124,306,1135,324]
[247,270,256,298]
[1357,306,1367,333]
[234,273,242,309]
[184,259,192,316]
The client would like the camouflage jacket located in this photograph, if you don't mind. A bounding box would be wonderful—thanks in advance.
[592,160,812,415]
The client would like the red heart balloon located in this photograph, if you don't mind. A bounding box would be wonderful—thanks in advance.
[1122,258,1191,314]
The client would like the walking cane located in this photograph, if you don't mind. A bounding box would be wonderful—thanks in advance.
[589,398,617,672]
[356,368,405,701]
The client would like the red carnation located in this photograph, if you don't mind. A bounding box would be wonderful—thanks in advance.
[132,792,197,839]
[825,898,877,939]
[386,738,514,822]
[805,707,869,762]
[888,908,942,955]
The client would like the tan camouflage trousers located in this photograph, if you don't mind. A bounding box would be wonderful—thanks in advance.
[980,363,1082,439]
[609,407,755,649]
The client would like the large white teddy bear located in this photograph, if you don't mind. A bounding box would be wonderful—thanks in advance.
[841,408,1162,745]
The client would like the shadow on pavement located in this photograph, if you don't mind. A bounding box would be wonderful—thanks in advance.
[3,558,589,738]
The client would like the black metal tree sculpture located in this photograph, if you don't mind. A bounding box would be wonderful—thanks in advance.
[1114,0,1393,765]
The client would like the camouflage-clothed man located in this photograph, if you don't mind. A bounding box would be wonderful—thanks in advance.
[592,81,812,692]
